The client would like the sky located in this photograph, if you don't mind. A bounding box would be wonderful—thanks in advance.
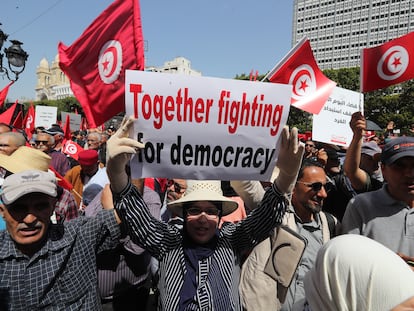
[1,0,294,102]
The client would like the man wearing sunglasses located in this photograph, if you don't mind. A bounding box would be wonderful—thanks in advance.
[236,158,337,311]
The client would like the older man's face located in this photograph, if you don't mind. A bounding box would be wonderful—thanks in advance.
[0,193,55,256]
[0,135,19,156]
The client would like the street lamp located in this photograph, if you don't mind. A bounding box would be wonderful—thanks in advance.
[0,23,29,82]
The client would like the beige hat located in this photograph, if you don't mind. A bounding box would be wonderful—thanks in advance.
[168,180,238,217]
[1,170,57,205]
[0,146,51,173]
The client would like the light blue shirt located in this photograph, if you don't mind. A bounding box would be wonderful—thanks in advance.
[0,218,5,231]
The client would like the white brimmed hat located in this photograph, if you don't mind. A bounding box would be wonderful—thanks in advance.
[1,170,57,205]
[168,180,238,217]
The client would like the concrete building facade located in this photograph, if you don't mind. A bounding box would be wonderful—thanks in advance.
[293,0,414,69]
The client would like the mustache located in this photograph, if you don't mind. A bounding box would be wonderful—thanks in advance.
[17,222,43,231]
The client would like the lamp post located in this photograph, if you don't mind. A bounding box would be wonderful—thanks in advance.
[0,23,29,82]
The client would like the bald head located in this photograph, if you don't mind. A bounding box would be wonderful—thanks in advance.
[0,132,27,155]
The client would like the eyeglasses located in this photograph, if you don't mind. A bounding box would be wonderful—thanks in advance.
[305,144,315,148]
[297,181,331,192]
[35,140,49,145]
[186,207,220,219]
[167,179,186,194]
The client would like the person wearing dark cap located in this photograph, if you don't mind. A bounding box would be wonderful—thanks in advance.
[344,112,383,194]
[64,149,109,207]
[43,124,65,152]
[0,169,122,310]
[341,136,414,267]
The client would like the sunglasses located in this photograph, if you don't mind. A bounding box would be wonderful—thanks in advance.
[166,179,186,194]
[305,144,315,147]
[186,207,220,219]
[35,140,49,145]
[297,181,331,192]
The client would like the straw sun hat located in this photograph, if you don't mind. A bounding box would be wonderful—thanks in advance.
[167,180,238,217]
[0,146,51,173]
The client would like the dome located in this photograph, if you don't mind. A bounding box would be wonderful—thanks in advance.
[39,57,49,68]
[55,54,60,62]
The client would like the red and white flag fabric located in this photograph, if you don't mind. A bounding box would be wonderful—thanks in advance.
[0,81,14,108]
[23,103,35,140]
[58,0,145,128]
[264,37,336,114]
[62,139,84,161]
[361,31,414,92]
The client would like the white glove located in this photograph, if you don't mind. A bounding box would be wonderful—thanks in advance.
[274,126,305,194]
[106,116,144,193]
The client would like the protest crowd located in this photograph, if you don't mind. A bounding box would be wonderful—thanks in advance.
[2,0,414,310]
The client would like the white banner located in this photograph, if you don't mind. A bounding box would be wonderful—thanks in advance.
[312,86,363,147]
[34,105,57,128]
[125,70,292,181]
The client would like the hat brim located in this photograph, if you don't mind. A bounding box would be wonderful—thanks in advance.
[382,150,413,165]
[168,189,238,217]
[2,182,57,205]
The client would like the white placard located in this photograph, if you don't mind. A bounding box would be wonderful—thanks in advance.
[312,86,363,147]
[34,106,57,128]
[125,70,292,181]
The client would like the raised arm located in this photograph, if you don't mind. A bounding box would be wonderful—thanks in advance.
[106,116,144,193]
[343,111,367,191]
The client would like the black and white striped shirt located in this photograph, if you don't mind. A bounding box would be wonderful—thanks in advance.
[114,182,287,311]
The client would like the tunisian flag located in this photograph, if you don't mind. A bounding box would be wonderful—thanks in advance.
[62,140,84,161]
[361,31,414,92]
[58,0,145,128]
[0,81,14,108]
[264,37,336,114]
[23,103,35,139]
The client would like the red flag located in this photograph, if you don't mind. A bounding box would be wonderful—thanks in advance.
[265,37,336,114]
[361,31,414,92]
[0,81,14,108]
[80,117,88,131]
[48,166,73,191]
[62,139,84,160]
[0,101,18,124]
[12,111,23,129]
[58,0,145,128]
[63,114,72,140]
[23,103,35,140]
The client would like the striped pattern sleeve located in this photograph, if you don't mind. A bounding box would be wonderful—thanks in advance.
[221,183,288,253]
[113,182,182,259]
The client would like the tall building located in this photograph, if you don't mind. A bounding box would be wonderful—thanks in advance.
[35,56,201,101]
[293,0,414,69]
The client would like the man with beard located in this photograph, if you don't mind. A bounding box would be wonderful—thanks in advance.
[237,158,337,311]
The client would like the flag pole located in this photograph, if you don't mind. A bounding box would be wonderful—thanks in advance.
[262,36,308,82]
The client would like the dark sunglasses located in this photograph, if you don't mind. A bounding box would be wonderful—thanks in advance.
[35,140,49,145]
[186,207,220,219]
[297,181,331,192]
[166,179,186,193]
[305,144,315,147]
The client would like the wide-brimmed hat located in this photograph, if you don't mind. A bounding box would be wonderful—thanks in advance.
[1,170,57,205]
[168,180,238,217]
[0,146,51,173]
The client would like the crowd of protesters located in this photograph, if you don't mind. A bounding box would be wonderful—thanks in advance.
[0,112,413,311]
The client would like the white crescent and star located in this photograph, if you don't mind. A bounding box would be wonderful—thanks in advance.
[377,45,409,81]
[289,64,317,100]
[98,40,123,84]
